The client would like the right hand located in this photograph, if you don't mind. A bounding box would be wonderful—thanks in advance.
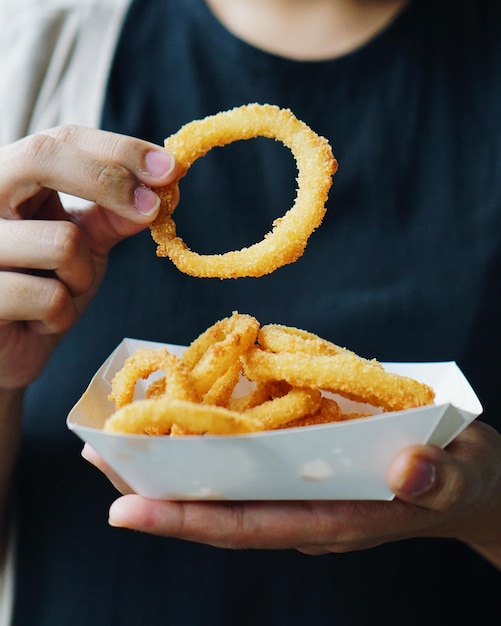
[0,125,179,390]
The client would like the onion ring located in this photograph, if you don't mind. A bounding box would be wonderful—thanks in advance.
[181,311,258,399]
[279,396,343,429]
[146,370,244,409]
[244,386,322,431]
[242,346,435,412]
[257,324,357,358]
[200,360,242,407]
[103,397,263,436]
[108,348,197,408]
[150,103,337,278]
[104,315,435,436]
[227,380,278,413]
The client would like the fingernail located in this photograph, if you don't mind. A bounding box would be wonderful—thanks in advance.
[145,150,175,179]
[400,458,436,496]
[81,443,91,461]
[81,443,98,465]
[134,186,160,215]
[108,499,127,528]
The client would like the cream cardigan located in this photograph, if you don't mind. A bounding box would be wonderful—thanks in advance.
[0,0,131,144]
[0,1,131,622]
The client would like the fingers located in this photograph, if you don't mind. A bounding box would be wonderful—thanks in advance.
[0,219,95,296]
[85,423,501,555]
[106,496,388,552]
[0,125,178,223]
[387,421,501,544]
[82,444,337,549]
[0,272,77,335]
[81,444,134,495]
[0,217,96,333]
[107,497,322,549]
[0,125,180,338]
[44,125,177,188]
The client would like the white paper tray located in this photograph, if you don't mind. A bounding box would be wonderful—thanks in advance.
[67,338,482,501]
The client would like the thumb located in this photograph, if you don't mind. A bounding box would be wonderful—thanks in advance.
[69,183,179,258]
[387,421,500,515]
[387,445,459,509]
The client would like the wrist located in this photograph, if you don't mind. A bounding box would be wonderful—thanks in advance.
[0,387,25,421]
[0,387,24,562]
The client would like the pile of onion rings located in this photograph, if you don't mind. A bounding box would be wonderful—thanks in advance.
[149,103,337,278]
[104,313,435,436]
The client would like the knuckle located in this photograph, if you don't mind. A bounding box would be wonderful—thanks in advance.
[23,133,56,166]
[50,124,81,144]
[41,280,74,332]
[0,133,60,219]
[51,221,83,264]
[94,161,134,198]
[105,134,128,164]
[216,506,263,550]
[437,466,469,511]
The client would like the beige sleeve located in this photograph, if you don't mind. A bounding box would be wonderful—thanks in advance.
[0,521,15,626]
[0,1,130,623]
[0,0,130,144]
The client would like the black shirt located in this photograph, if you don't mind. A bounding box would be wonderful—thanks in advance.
[13,0,501,623]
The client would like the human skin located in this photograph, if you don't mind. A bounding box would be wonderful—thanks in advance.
[2,0,500,573]
[82,421,501,570]
[205,0,411,60]
[0,125,179,562]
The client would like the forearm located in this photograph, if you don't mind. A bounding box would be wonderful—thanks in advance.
[0,388,23,564]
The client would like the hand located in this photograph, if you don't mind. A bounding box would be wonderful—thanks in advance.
[82,420,501,568]
[0,125,178,389]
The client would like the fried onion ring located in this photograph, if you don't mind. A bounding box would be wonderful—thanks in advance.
[242,346,435,412]
[244,386,322,431]
[108,348,197,408]
[103,397,263,436]
[150,103,337,278]
[181,311,258,399]
[258,324,356,358]
[227,380,278,413]
[104,315,435,436]
[279,396,344,429]
[200,360,242,407]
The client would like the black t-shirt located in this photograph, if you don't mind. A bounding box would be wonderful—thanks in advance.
[13,0,501,624]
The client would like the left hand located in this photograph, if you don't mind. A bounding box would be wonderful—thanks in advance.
[82,420,501,567]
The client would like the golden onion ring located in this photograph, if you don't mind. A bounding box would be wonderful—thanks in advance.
[244,386,322,431]
[279,396,345,429]
[103,397,263,436]
[257,323,354,357]
[108,348,197,408]
[150,103,337,278]
[181,311,259,399]
[200,360,242,407]
[104,316,436,436]
[242,346,436,412]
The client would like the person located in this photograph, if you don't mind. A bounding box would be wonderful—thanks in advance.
[1,0,500,624]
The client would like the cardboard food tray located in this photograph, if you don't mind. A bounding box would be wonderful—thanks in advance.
[67,338,482,501]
